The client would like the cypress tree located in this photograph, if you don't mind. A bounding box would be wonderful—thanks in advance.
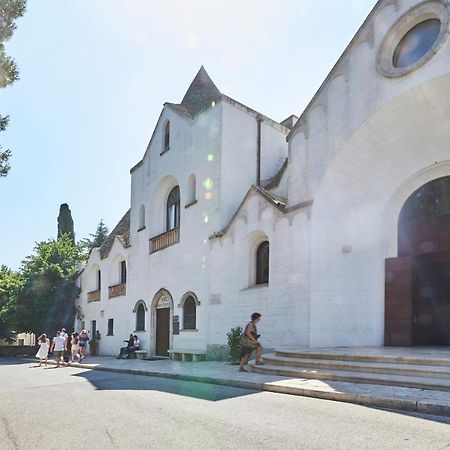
[57,203,75,243]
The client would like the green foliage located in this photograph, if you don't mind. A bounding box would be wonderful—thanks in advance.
[13,235,81,336]
[227,326,243,364]
[0,0,27,178]
[79,219,109,256]
[57,203,75,243]
[89,331,101,345]
[0,265,24,338]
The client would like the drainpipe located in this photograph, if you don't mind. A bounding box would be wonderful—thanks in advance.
[256,115,263,187]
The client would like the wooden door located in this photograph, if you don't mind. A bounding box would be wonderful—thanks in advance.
[385,256,413,346]
[156,308,170,356]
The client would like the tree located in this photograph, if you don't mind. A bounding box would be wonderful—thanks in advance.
[0,0,27,177]
[0,265,23,340]
[79,219,109,255]
[57,203,75,243]
[13,235,81,336]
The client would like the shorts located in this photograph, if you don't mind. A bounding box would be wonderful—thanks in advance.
[53,351,63,358]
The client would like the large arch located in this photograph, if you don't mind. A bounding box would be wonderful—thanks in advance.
[308,74,450,348]
[150,288,174,356]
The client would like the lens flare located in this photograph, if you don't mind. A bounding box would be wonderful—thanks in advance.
[207,154,214,162]
[203,178,213,190]
[204,192,212,200]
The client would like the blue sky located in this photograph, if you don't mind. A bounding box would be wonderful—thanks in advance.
[1,0,375,269]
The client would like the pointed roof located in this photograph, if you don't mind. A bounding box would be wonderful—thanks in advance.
[166,66,222,118]
[99,210,131,259]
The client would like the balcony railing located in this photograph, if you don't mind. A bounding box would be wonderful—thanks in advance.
[108,283,126,299]
[149,227,180,254]
[87,290,100,302]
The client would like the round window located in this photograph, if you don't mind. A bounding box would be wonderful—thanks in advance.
[393,19,441,68]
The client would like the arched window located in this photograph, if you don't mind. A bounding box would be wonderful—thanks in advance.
[136,303,145,331]
[256,241,269,285]
[164,121,170,152]
[166,186,180,231]
[183,296,196,330]
[139,205,145,230]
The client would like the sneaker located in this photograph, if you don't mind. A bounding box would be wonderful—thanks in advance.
[239,367,248,373]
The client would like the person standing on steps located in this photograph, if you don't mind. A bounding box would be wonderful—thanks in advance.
[239,312,265,373]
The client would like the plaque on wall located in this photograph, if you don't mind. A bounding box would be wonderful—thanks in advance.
[173,316,180,335]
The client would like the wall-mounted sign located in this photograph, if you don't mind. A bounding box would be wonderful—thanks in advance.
[157,295,171,309]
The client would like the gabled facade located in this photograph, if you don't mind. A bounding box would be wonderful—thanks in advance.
[77,0,450,355]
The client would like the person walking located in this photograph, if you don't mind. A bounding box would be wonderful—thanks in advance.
[35,334,50,366]
[51,331,67,368]
[70,333,80,363]
[78,330,89,361]
[239,312,265,372]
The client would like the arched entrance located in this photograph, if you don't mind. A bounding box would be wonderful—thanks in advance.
[385,176,450,346]
[151,289,173,356]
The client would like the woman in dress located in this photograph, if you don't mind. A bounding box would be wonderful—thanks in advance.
[70,333,80,363]
[35,334,50,366]
[239,312,265,372]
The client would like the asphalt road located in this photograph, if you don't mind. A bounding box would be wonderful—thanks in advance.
[1,359,450,450]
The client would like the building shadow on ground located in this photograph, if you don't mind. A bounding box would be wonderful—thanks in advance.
[71,367,259,402]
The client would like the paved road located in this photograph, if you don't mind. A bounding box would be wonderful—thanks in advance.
[1,359,450,450]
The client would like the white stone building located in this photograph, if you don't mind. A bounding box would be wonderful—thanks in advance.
[76,0,450,357]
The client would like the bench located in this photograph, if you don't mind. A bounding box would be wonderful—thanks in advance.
[133,350,147,360]
[168,349,206,362]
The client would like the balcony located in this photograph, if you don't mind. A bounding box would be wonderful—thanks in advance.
[108,283,126,299]
[87,290,100,302]
[149,227,180,254]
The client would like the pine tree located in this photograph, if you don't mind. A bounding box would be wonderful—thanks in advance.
[79,219,109,255]
[0,0,27,177]
[57,203,75,243]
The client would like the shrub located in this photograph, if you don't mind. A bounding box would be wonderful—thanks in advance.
[227,326,243,364]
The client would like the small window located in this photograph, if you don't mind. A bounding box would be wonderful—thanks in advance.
[187,174,196,205]
[164,121,170,152]
[166,186,180,231]
[120,261,127,284]
[256,241,269,285]
[393,19,441,68]
[183,296,196,330]
[91,320,97,338]
[107,318,114,336]
[97,270,101,291]
[139,205,145,230]
[136,304,145,331]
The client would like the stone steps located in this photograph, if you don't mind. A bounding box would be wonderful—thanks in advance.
[251,362,450,391]
[274,349,450,367]
[262,354,450,378]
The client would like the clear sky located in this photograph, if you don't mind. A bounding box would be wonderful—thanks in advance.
[1,0,376,269]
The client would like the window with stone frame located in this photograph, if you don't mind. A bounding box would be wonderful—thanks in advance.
[136,304,145,331]
[183,296,196,330]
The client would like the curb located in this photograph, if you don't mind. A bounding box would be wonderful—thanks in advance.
[25,359,450,418]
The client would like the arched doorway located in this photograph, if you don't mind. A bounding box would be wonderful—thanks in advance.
[385,176,450,346]
[151,289,173,356]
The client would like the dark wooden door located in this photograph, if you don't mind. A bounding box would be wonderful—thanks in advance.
[385,256,413,346]
[156,308,170,356]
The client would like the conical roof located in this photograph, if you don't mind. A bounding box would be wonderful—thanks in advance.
[167,66,222,118]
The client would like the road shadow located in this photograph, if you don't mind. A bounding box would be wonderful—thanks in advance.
[71,368,259,402]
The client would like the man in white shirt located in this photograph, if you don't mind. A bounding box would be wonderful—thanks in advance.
[51,331,67,367]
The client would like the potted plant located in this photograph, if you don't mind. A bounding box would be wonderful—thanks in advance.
[89,331,101,356]
[227,326,243,364]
